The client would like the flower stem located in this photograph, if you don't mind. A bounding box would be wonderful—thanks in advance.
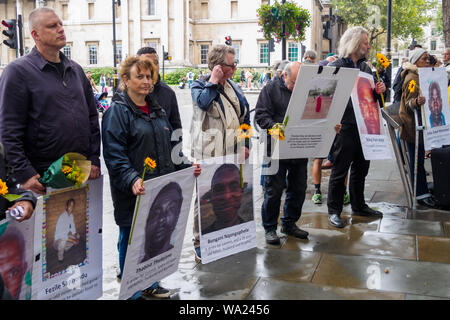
[375,70,386,110]
[240,164,244,189]
[128,167,147,245]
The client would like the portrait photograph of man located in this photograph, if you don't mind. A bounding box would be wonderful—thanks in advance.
[44,187,87,276]
[354,76,382,135]
[199,163,254,235]
[427,81,446,128]
[0,225,32,300]
[139,182,183,263]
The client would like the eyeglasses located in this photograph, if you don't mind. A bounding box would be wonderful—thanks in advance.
[222,62,237,68]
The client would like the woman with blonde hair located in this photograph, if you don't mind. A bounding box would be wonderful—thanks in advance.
[102,56,200,299]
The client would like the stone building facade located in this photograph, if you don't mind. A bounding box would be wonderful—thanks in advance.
[1,0,328,69]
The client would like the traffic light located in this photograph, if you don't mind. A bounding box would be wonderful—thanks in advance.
[2,19,17,50]
[225,36,232,46]
[323,20,332,41]
[163,51,172,61]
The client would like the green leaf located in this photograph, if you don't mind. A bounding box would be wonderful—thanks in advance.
[283,115,289,127]
[2,194,23,202]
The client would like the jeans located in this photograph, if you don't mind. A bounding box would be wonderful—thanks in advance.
[261,159,308,232]
[118,226,158,299]
[406,141,430,199]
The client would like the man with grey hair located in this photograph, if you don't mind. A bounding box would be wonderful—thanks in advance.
[0,7,101,195]
[326,26,386,228]
[303,50,317,64]
[190,44,250,261]
[255,61,310,244]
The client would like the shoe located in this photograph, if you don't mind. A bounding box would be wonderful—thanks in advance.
[352,206,383,217]
[312,193,322,204]
[417,197,436,208]
[321,160,333,169]
[343,193,350,205]
[116,270,122,284]
[328,214,345,228]
[280,225,309,239]
[194,247,202,263]
[142,284,171,299]
[265,230,280,245]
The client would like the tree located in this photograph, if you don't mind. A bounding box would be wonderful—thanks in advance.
[444,0,450,46]
[332,0,438,49]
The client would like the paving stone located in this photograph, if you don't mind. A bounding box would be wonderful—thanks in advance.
[379,218,444,237]
[417,236,450,264]
[312,254,450,298]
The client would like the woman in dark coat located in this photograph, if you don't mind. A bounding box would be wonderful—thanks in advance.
[102,56,200,299]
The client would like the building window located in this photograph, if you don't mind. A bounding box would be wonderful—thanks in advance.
[259,43,268,64]
[430,40,437,51]
[200,44,209,64]
[231,0,238,19]
[149,0,156,15]
[88,2,94,20]
[62,4,68,20]
[147,41,158,52]
[288,42,299,61]
[201,2,209,19]
[63,44,71,59]
[232,43,240,64]
[88,44,98,65]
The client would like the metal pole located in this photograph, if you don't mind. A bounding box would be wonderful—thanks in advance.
[112,0,118,93]
[386,0,392,97]
[162,45,165,82]
[329,7,333,55]
[281,0,286,60]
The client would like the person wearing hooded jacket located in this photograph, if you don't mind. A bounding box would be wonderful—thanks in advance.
[102,56,200,299]
[398,48,436,208]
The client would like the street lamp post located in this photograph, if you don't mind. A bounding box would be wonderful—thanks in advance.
[386,0,392,90]
[281,0,286,60]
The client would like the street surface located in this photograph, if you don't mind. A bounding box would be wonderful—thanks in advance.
[98,86,450,300]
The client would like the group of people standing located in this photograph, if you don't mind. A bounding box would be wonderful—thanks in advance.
[1,5,447,301]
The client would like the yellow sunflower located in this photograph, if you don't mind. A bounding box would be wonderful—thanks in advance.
[0,179,8,196]
[238,124,253,141]
[145,157,157,170]
[408,80,416,93]
[377,53,390,69]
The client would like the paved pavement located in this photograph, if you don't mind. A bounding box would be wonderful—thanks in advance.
[99,86,450,300]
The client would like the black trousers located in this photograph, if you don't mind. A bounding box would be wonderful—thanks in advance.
[327,125,370,215]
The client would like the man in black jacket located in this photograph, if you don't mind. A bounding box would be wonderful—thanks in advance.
[327,27,386,228]
[255,61,309,245]
[0,7,101,195]
[137,47,182,132]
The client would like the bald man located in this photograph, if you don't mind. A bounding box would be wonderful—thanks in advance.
[255,62,310,245]
[0,7,101,195]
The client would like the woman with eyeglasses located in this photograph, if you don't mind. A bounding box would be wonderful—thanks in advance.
[189,44,251,262]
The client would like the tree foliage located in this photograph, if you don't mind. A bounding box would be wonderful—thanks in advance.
[332,0,438,47]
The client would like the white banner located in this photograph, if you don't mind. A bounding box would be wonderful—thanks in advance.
[32,176,103,300]
[198,156,256,264]
[0,214,35,300]
[351,72,392,160]
[272,65,359,159]
[119,167,195,300]
[418,67,450,150]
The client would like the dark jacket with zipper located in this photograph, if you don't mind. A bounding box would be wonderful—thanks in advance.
[0,47,100,185]
[102,91,190,227]
[150,75,182,131]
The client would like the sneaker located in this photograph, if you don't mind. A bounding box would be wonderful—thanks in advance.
[312,193,322,204]
[280,225,309,239]
[343,192,350,205]
[194,247,202,263]
[142,285,171,299]
[265,230,280,245]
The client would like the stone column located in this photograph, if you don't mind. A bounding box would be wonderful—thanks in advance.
[161,0,169,56]
[121,0,129,61]
[132,0,141,55]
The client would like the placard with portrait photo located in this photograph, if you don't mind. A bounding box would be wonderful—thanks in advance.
[418,67,450,150]
[31,177,103,300]
[119,167,196,300]
[0,215,35,300]
[272,64,359,159]
[197,156,256,264]
[351,72,392,160]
